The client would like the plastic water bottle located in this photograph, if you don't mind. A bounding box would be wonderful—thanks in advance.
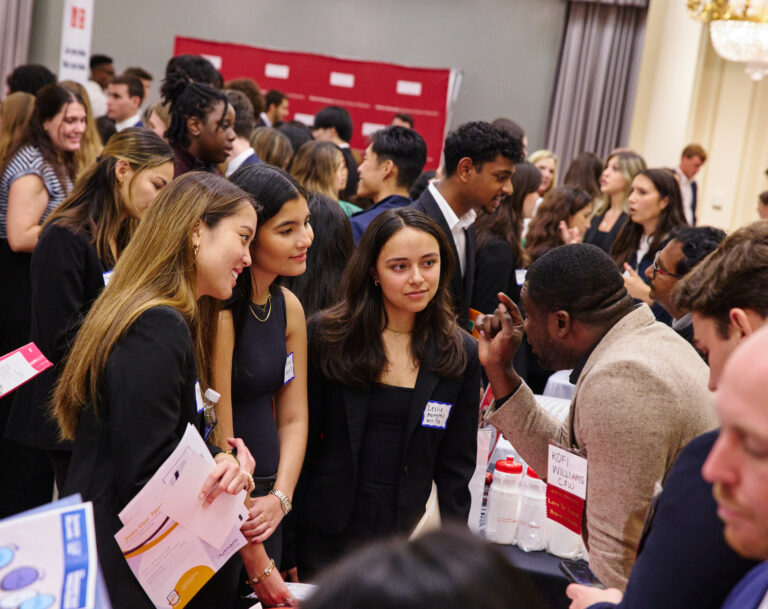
[516,467,548,552]
[485,458,523,544]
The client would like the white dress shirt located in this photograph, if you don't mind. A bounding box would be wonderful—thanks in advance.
[115,112,142,132]
[428,182,476,277]
[259,112,272,127]
[226,147,256,177]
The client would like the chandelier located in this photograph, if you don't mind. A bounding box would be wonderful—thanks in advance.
[688,0,768,80]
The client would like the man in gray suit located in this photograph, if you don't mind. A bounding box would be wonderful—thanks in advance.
[477,243,716,590]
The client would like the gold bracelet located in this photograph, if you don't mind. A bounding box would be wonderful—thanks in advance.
[245,558,275,587]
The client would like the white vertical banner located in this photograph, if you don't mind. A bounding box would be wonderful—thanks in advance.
[58,0,95,84]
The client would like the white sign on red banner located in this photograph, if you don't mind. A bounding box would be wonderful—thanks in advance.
[58,0,94,84]
[0,343,53,399]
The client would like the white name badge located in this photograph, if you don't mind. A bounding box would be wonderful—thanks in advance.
[194,381,204,414]
[548,443,588,500]
[102,270,114,286]
[421,401,453,429]
[284,352,295,385]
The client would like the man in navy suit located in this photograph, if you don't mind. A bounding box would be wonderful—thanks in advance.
[410,121,522,329]
[350,126,426,245]
[106,75,144,131]
[224,89,260,177]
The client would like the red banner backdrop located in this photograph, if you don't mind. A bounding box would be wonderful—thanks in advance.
[174,37,455,169]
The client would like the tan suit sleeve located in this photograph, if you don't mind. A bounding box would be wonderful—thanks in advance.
[485,381,569,478]
[574,363,686,590]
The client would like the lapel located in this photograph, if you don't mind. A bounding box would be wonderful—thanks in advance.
[402,345,441,452]
[342,384,371,459]
[414,189,464,314]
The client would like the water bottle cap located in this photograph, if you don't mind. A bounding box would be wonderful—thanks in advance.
[526,467,540,479]
[495,459,523,474]
[204,388,221,403]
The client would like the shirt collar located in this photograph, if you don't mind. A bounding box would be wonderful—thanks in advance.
[259,112,272,127]
[115,112,142,131]
[226,147,255,177]
[569,341,599,385]
[428,182,476,230]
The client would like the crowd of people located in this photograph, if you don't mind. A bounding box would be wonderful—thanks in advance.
[2,52,768,609]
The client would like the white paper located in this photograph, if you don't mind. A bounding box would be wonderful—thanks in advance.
[468,428,493,532]
[283,352,295,385]
[161,450,248,549]
[548,444,588,500]
[0,352,38,397]
[0,501,97,609]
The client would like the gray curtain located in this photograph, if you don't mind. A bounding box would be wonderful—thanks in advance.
[1,0,34,96]
[545,0,648,174]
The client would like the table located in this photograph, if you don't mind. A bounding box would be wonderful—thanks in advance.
[500,544,570,609]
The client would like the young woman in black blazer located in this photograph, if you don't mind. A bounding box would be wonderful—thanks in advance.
[6,128,174,501]
[295,207,481,579]
[53,173,293,608]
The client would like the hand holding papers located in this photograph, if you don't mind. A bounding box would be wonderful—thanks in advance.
[115,424,248,609]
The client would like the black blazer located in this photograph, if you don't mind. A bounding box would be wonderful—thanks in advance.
[7,223,109,451]
[472,237,522,315]
[410,189,476,330]
[64,307,234,609]
[296,329,480,538]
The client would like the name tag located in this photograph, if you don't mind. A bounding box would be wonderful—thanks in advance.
[284,352,295,385]
[194,381,204,414]
[421,401,452,429]
[546,442,588,535]
[102,271,114,286]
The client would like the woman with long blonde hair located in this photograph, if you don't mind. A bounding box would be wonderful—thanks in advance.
[584,150,646,253]
[0,92,34,163]
[5,128,174,511]
[55,172,293,608]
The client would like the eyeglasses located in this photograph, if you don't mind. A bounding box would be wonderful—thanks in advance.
[651,250,682,279]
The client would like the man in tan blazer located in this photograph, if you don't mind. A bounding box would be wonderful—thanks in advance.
[477,243,716,590]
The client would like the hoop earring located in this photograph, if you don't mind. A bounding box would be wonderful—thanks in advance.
[193,245,199,258]
[117,179,124,186]
[374,279,379,287]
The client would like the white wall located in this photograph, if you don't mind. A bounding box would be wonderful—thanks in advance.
[27,0,567,149]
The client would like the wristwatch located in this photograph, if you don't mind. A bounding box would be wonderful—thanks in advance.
[269,488,292,514]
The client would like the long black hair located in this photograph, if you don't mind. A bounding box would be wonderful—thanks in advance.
[161,69,229,148]
[281,193,352,317]
[311,207,466,385]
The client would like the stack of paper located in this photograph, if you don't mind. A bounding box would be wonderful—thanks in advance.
[114,424,249,609]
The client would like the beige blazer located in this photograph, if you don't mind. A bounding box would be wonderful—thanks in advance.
[487,305,716,590]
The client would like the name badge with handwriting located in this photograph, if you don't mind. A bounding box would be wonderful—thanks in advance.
[421,401,452,429]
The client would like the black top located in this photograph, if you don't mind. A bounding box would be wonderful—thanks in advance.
[7,223,110,450]
[473,237,522,315]
[231,285,287,478]
[358,385,414,486]
[64,306,234,609]
[584,212,629,254]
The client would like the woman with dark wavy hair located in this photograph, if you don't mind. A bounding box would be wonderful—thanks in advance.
[611,168,687,325]
[525,186,593,264]
[294,207,481,579]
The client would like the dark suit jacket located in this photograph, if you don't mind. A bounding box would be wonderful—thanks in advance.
[64,307,233,609]
[590,430,758,609]
[410,188,475,329]
[7,223,109,451]
[472,237,522,315]
[296,328,480,539]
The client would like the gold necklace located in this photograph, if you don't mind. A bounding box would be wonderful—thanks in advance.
[249,293,272,323]
[384,327,412,337]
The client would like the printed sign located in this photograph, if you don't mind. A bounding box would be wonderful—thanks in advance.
[546,442,588,535]
[58,0,94,84]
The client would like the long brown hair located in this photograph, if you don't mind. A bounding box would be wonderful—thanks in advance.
[60,80,102,176]
[2,84,84,190]
[53,173,254,439]
[0,92,34,163]
[43,127,174,267]
[525,186,592,264]
[475,161,540,268]
[611,168,687,268]
[290,140,343,199]
[311,208,466,386]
